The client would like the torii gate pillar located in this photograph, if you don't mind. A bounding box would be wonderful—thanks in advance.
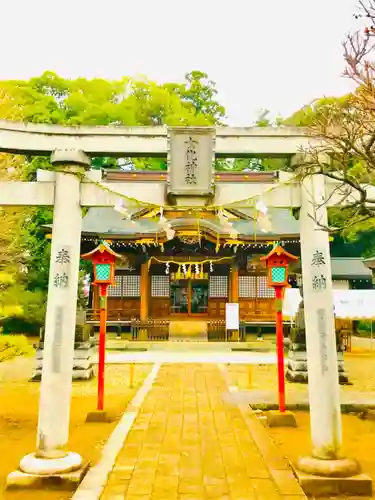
[7,150,91,486]
[295,169,363,490]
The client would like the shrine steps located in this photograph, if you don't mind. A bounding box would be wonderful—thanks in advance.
[168,321,208,342]
[105,340,276,352]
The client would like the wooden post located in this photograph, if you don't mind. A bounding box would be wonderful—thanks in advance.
[248,365,252,388]
[231,264,239,303]
[92,284,99,311]
[98,284,108,411]
[140,261,149,321]
[129,363,134,388]
[274,286,285,413]
[231,263,239,340]
[140,261,149,340]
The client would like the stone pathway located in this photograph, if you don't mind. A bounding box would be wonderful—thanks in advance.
[94,350,277,365]
[223,389,375,409]
[101,363,305,499]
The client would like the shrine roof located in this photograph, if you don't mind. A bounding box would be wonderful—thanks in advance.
[78,207,300,240]
[331,258,372,279]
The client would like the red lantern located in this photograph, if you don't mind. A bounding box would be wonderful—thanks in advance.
[260,245,298,414]
[260,245,298,288]
[81,241,121,412]
[82,241,120,289]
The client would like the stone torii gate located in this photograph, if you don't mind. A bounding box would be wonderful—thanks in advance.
[0,121,370,492]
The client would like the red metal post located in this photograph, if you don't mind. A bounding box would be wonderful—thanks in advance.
[98,283,108,411]
[275,285,286,413]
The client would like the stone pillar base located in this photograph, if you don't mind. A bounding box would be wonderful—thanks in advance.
[85,409,116,423]
[266,410,297,427]
[294,456,372,497]
[286,347,349,384]
[31,342,95,381]
[6,452,88,490]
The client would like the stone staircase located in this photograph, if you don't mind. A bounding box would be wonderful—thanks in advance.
[168,320,208,342]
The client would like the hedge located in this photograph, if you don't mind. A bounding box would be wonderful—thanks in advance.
[0,334,34,362]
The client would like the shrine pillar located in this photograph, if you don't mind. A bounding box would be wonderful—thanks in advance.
[8,150,90,483]
[230,263,239,303]
[140,260,149,321]
[296,164,362,484]
[299,169,341,460]
[230,263,239,340]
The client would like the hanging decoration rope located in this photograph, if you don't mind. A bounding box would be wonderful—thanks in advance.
[150,256,232,266]
[77,171,299,213]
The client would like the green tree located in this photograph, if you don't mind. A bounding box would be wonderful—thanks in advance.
[0,70,228,329]
[2,70,226,174]
[286,0,375,242]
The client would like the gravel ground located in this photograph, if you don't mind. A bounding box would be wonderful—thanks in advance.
[268,411,375,500]
[227,353,375,499]
[226,352,375,395]
[0,355,152,500]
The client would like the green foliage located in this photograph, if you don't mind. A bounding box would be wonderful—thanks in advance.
[77,270,90,310]
[0,334,34,362]
[3,70,225,128]
[2,71,225,174]
[357,320,373,333]
[215,156,289,172]
[284,90,375,255]
[283,95,352,127]
[0,70,228,329]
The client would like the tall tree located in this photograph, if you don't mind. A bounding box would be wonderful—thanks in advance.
[288,0,375,236]
[2,70,226,173]
[0,71,228,328]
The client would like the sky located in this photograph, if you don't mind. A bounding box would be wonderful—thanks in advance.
[0,0,360,125]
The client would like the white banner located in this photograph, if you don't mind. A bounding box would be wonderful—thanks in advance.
[226,303,239,330]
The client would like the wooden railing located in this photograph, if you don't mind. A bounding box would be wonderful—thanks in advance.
[207,320,246,341]
[86,309,138,322]
[339,329,352,352]
[131,319,169,341]
[85,310,261,341]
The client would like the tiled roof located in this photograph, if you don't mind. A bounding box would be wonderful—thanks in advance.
[80,207,300,238]
[330,258,371,279]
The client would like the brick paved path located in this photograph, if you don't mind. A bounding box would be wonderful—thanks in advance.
[101,364,303,499]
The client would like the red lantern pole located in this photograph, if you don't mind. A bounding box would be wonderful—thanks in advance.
[275,285,286,413]
[82,241,121,421]
[98,283,108,411]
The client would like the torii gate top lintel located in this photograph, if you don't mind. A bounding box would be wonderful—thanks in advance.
[0,119,313,157]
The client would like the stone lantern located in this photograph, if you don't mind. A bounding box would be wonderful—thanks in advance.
[286,268,348,384]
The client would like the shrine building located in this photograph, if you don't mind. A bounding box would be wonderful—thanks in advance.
[76,169,371,330]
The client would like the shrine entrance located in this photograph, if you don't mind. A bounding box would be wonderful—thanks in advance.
[170,279,209,316]
[0,121,356,489]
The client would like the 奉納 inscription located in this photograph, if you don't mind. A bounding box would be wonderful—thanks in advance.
[311,249,327,293]
[53,246,71,289]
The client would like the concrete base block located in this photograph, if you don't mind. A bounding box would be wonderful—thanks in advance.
[266,410,297,428]
[6,464,89,490]
[293,455,371,497]
[20,452,83,475]
[289,342,307,351]
[285,369,349,385]
[285,369,308,383]
[31,367,94,382]
[85,410,117,423]
[288,350,307,360]
[293,468,372,497]
[169,321,208,342]
[288,359,308,372]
